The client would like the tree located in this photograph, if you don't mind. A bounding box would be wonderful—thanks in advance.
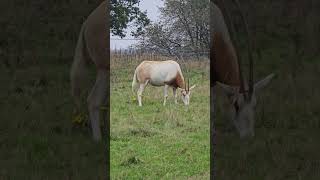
[110,0,150,38]
[136,0,210,56]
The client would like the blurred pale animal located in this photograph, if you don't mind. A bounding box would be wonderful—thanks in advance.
[70,1,108,142]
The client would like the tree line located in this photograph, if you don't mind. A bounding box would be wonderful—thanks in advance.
[112,0,319,60]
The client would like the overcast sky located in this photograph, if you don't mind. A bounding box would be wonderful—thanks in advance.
[110,0,164,50]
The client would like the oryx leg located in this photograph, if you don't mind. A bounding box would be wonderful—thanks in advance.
[163,84,169,106]
[173,87,178,104]
[87,69,107,142]
[137,80,149,106]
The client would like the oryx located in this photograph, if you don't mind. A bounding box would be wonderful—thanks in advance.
[212,2,274,138]
[70,1,108,141]
[132,60,196,106]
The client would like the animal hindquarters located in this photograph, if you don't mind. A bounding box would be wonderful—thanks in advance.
[71,21,89,113]
[83,0,108,141]
[87,69,107,141]
[132,70,138,93]
[137,80,149,106]
[70,1,108,141]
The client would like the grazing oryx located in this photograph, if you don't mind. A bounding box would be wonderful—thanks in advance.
[212,2,274,138]
[70,1,108,141]
[132,60,196,106]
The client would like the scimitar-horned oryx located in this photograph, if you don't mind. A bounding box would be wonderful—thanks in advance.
[132,60,196,106]
[70,1,108,142]
[212,2,274,138]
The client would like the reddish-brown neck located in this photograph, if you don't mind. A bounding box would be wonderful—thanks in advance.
[213,32,241,86]
[175,72,185,89]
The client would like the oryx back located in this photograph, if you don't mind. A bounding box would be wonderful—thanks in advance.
[136,60,183,87]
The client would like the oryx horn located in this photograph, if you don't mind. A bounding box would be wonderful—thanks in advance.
[234,0,254,100]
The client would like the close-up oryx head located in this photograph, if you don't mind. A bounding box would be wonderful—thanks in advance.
[212,1,275,138]
[178,79,196,105]
[217,74,274,138]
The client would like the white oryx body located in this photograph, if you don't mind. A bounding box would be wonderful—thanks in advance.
[136,60,182,87]
[212,2,274,138]
[132,60,196,106]
[70,1,108,142]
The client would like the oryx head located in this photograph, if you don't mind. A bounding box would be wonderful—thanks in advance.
[213,0,275,138]
[217,74,274,138]
[179,78,196,105]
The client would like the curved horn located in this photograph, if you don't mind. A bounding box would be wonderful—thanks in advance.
[217,0,247,98]
[234,0,254,100]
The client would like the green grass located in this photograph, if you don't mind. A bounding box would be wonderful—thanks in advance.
[0,64,107,179]
[110,58,210,179]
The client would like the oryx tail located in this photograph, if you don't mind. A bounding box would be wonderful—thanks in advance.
[132,70,138,93]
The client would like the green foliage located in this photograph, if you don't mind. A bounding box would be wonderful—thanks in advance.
[136,0,210,54]
[111,0,150,38]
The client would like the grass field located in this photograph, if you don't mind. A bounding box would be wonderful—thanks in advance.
[0,64,107,179]
[110,54,210,179]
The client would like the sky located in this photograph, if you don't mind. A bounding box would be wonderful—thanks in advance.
[110,0,164,50]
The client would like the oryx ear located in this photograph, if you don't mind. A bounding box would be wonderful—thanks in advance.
[189,85,196,90]
[177,87,185,93]
[216,82,239,96]
[254,73,275,93]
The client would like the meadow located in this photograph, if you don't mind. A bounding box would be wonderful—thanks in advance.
[110,53,210,179]
[0,62,108,179]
